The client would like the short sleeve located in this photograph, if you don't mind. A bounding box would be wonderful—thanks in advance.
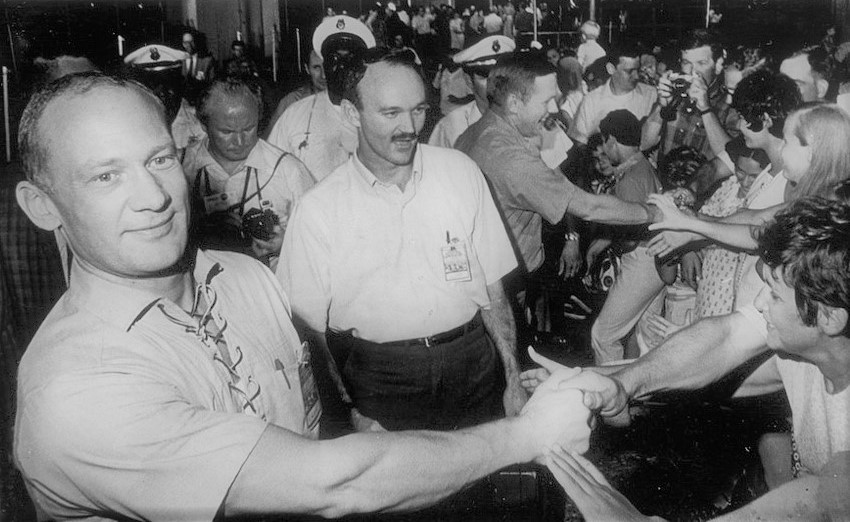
[278,197,333,333]
[484,135,575,225]
[569,97,593,144]
[15,369,268,521]
[467,164,518,286]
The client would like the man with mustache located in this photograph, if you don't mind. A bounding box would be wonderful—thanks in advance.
[182,77,315,268]
[278,48,528,433]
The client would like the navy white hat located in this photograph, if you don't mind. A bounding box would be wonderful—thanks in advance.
[123,44,189,71]
[312,15,376,60]
[453,36,516,69]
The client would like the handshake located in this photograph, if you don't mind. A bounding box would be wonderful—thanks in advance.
[515,347,632,462]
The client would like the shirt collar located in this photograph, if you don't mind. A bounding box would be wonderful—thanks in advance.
[351,146,424,191]
[67,249,221,332]
[485,109,543,154]
[195,137,265,176]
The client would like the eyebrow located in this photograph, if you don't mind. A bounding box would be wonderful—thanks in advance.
[79,140,175,171]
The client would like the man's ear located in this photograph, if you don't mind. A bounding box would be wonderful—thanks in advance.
[16,181,62,232]
[715,51,725,76]
[816,77,829,100]
[505,91,522,116]
[818,304,849,337]
[605,62,616,76]
[340,98,361,128]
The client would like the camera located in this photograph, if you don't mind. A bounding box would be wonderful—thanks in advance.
[241,207,280,241]
[661,74,696,120]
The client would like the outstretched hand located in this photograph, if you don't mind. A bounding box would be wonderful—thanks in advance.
[547,446,663,522]
[520,347,630,417]
[646,194,696,233]
[519,346,573,394]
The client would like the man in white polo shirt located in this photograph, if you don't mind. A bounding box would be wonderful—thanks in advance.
[279,48,528,432]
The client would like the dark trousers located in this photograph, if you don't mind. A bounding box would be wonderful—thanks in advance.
[329,314,505,431]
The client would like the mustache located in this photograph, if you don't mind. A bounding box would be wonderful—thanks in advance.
[392,133,419,142]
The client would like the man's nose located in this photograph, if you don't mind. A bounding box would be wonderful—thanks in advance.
[754,285,769,314]
[131,168,171,212]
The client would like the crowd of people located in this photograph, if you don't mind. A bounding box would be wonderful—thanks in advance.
[1,2,850,521]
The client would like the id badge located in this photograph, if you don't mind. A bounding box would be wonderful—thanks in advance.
[442,237,472,282]
[298,342,322,436]
[203,189,240,214]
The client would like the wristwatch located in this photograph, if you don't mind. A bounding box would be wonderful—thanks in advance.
[565,232,580,242]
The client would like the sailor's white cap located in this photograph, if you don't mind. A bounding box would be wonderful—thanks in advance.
[123,44,188,71]
[453,36,515,69]
[312,16,376,60]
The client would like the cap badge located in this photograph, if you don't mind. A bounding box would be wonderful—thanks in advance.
[492,40,501,52]
[336,18,346,30]
[149,47,160,61]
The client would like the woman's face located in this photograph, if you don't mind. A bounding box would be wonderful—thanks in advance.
[780,115,813,185]
[735,156,764,198]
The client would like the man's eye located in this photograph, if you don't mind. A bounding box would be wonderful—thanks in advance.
[94,172,117,183]
[150,155,178,170]
[384,111,398,118]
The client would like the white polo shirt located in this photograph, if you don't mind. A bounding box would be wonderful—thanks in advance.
[266,91,359,181]
[278,144,517,343]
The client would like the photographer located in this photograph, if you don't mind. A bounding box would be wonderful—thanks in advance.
[183,77,315,268]
[641,29,739,163]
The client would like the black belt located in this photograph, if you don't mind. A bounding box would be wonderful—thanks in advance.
[407,311,483,348]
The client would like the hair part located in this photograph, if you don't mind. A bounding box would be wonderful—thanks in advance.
[487,52,557,108]
[758,196,850,337]
[196,77,264,125]
[788,103,850,199]
[18,71,165,191]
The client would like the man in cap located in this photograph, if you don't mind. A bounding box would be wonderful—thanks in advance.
[589,110,663,364]
[266,15,375,181]
[124,44,206,155]
[279,48,531,434]
[429,35,515,148]
[456,53,658,328]
[12,71,594,520]
[182,77,315,268]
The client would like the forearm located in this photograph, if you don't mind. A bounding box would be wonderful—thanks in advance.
[482,280,520,385]
[712,475,833,521]
[701,111,732,158]
[689,219,759,250]
[227,419,533,518]
[640,106,663,152]
[719,204,786,225]
[614,313,767,399]
[573,193,651,225]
